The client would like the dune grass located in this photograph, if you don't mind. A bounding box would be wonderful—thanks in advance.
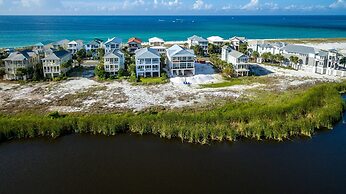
[0,82,345,144]
[200,76,275,88]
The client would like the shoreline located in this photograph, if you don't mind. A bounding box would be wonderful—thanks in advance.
[2,37,346,49]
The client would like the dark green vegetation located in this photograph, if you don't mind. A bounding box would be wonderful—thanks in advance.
[0,82,345,144]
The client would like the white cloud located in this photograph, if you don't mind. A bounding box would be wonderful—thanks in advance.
[329,0,346,8]
[263,2,279,10]
[242,0,259,10]
[192,0,212,10]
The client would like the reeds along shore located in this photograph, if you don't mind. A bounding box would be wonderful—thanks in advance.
[0,82,345,144]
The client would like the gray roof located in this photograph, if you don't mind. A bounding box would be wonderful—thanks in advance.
[135,47,160,59]
[4,50,35,61]
[104,37,122,45]
[42,50,70,60]
[258,43,274,49]
[34,42,44,46]
[52,39,70,46]
[167,45,195,57]
[282,44,318,55]
[86,40,100,46]
[228,50,246,59]
[318,50,329,57]
[104,50,124,59]
[188,35,207,42]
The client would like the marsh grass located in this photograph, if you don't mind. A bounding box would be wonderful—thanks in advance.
[0,82,345,144]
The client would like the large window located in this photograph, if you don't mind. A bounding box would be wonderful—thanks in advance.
[145,58,151,64]
[152,58,159,64]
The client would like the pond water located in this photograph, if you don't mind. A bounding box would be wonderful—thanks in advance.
[0,97,346,194]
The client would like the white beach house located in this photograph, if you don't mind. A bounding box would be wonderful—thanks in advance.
[104,37,122,54]
[103,50,125,75]
[85,40,100,52]
[149,37,165,47]
[127,37,142,53]
[42,50,72,78]
[229,36,246,51]
[207,36,225,46]
[67,40,83,54]
[135,47,161,78]
[149,37,166,55]
[3,50,39,80]
[222,46,250,77]
[187,35,208,55]
[167,45,196,76]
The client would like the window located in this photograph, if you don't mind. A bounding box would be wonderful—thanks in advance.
[152,58,159,64]
[145,58,151,64]
[139,59,144,64]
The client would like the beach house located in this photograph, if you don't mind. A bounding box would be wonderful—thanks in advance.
[104,37,122,54]
[85,40,100,52]
[127,37,142,53]
[149,37,165,47]
[229,36,246,51]
[42,50,72,78]
[135,47,160,77]
[103,50,125,75]
[33,42,45,55]
[52,39,70,50]
[281,44,318,70]
[187,35,208,55]
[149,37,166,55]
[3,50,39,80]
[207,36,225,46]
[67,40,83,54]
[167,45,196,76]
[221,46,250,77]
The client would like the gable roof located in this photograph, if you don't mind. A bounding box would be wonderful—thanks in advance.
[230,36,246,42]
[282,44,318,55]
[207,36,224,42]
[188,35,207,42]
[105,37,122,45]
[224,47,246,59]
[4,50,36,61]
[258,43,274,49]
[34,42,44,46]
[104,50,124,59]
[135,47,160,59]
[86,40,100,46]
[52,39,70,46]
[167,45,195,57]
[128,37,142,44]
[149,37,164,43]
[42,50,70,60]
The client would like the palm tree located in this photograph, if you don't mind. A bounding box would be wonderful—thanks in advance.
[340,57,346,68]
[251,51,259,62]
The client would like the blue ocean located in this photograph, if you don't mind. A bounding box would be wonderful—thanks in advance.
[0,15,346,48]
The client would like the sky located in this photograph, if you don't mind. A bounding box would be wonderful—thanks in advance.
[0,0,345,15]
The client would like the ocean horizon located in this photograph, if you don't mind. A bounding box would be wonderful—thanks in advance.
[0,15,346,48]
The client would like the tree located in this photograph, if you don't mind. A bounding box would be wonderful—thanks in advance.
[208,43,221,55]
[239,42,248,54]
[32,62,44,81]
[16,67,28,79]
[251,51,260,62]
[97,48,105,59]
[289,56,299,65]
[274,54,285,64]
[340,57,346,67]
[86,50,93,58]
[95,60,106,79]
[160,55,166,69]
[191,45,203,56]
[0,67,5,78]
[261,52,272,63]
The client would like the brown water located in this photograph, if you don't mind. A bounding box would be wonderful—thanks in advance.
[0,98,346,194]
